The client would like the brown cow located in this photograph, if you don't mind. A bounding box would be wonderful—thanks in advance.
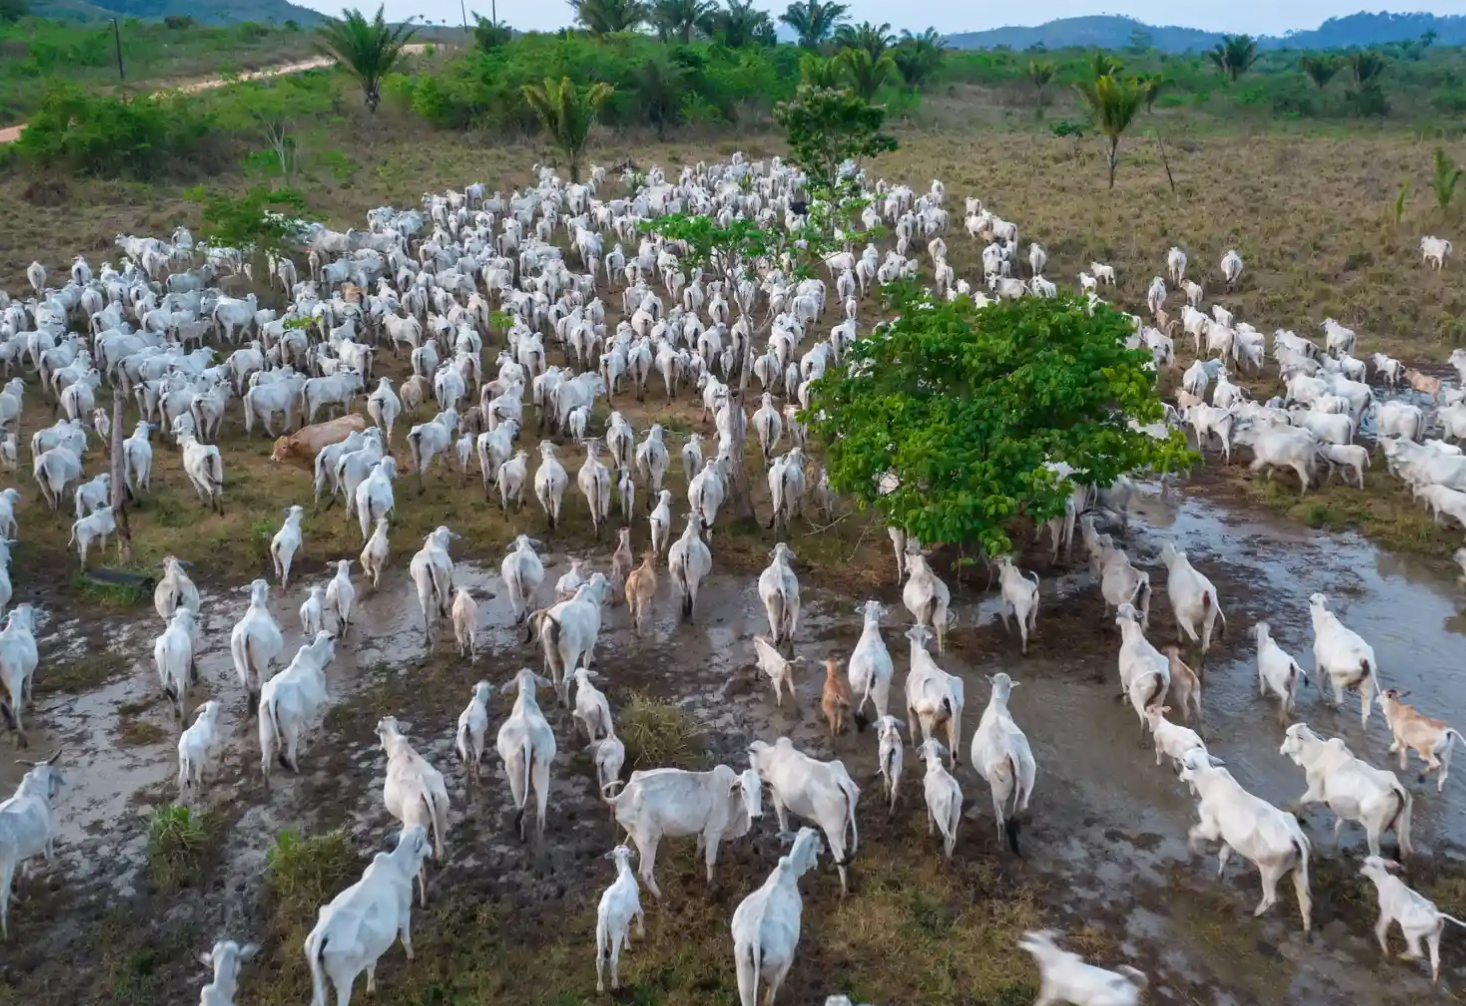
[270,413,370,472]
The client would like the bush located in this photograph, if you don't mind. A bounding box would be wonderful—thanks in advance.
[162,15,195,29]
[15,84,214,179]
[146,805,208,890]
[265,830,360,921]
[618,693,701,768]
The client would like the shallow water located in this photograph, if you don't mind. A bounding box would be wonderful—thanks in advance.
[6,486,1466,1002]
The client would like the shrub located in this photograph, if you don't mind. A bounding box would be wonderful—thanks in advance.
[146,804,209,890]
[618,693,701,768]
[163,14,195,29]
[265,829,360,921]
[15,84,214,179]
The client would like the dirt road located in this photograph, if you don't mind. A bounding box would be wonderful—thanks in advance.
[0,44,431,145]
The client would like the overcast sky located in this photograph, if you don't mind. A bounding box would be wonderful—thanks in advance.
[303,1,1463,37]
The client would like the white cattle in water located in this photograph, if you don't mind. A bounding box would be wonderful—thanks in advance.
[1279,723,1412,859]
[1178,750,1313,932]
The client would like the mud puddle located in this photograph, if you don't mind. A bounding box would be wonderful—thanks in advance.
[6,487,1466,1005]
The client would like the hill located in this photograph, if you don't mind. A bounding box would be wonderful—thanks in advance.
[33,0,325,24]
[944,11,1466,52]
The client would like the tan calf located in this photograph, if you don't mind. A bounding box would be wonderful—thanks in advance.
[610,527,634,602]
[821,656,853,740]
[1377,688,1462,792]
[1404,369,1443,404]
[1160,645,1204,723]
[400,374,432,415]
[624,552,658,637]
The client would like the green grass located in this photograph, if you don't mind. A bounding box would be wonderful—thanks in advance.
[1239,466,1455,557]
[264,829,361,925]
[117,716,167,746]
[616,693,702,770]
[69,572,149,607]
[145,804,208,891]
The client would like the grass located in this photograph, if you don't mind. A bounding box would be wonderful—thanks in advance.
[145,804,208,891]
[617,692,703,769]
[34,650,128,694]
[1238,464,1454,556]
[264,829,361,925]
[69,572,150,607]
[238,818,1052,1006]
[117,716,167,746]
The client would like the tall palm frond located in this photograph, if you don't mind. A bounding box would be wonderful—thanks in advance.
[312,5,417,112]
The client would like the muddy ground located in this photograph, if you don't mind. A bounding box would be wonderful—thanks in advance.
[0,469,1464,1006]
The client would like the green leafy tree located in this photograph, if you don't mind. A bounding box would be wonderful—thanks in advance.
[188,186,311,261]
[1028,59,1055,113]
[521,76,615,183]
[472,14,513,50]
[807,289,1189,555]
[312,5,417,112]
[1431,147,1462,216]
[1073,73,1143,189]
[778,0,848,49]
[1206,34,1259,82]
[568,0,647,34]
[708,0,774,47]
[1299,55,1340,90]
[774,83,897,192]
[837,47,895,102]
[891,28,944,92]
[637,57,688,139]
[214,77,333,179]
[834,20,895,62]
[0,0,27,23]
[650,0,716,43]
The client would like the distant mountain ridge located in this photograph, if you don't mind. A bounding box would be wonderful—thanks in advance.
[944,12,1466,53]
[34,0,325,25]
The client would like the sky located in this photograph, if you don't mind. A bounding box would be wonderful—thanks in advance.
[300,1,1464,38]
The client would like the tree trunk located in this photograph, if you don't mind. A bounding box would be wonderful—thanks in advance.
[109,389,133,563]
[1107,139,1119,189]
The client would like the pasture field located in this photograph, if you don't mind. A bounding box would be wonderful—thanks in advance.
[2,83,1466,1006]
[3,97,1464,562]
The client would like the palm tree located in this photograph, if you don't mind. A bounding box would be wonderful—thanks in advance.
[891,28,944,92]
[1028,59,1055,112]
[1087,48,1123,81]
[521,76,615,183]
[778,0,848,49]
[1431,147,1461,215]
[312,5,417,113]
[837,46,895,101]
[1073,73,1143,190]
[799,51,842,89]
[472,14,512,51]
[1206,34,1258,82]
[835,20,895,62]
[650,0,716,43]
[1299,55,1340,90]
[710,0,773,48]
[1347,50,1388,86]
[1135,72,1165,112]
[568,0,647,35]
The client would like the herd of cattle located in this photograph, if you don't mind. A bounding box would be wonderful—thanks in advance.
[0,152,1462,1006]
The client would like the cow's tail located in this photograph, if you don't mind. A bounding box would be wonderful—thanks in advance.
[839,773,859,861]
[1004,754,1023,855]
[1143,672,1166,713]
[1387,780,1414,857]
[307,930,329,1006]
[676,564,691,620]
[423,787,448,860]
